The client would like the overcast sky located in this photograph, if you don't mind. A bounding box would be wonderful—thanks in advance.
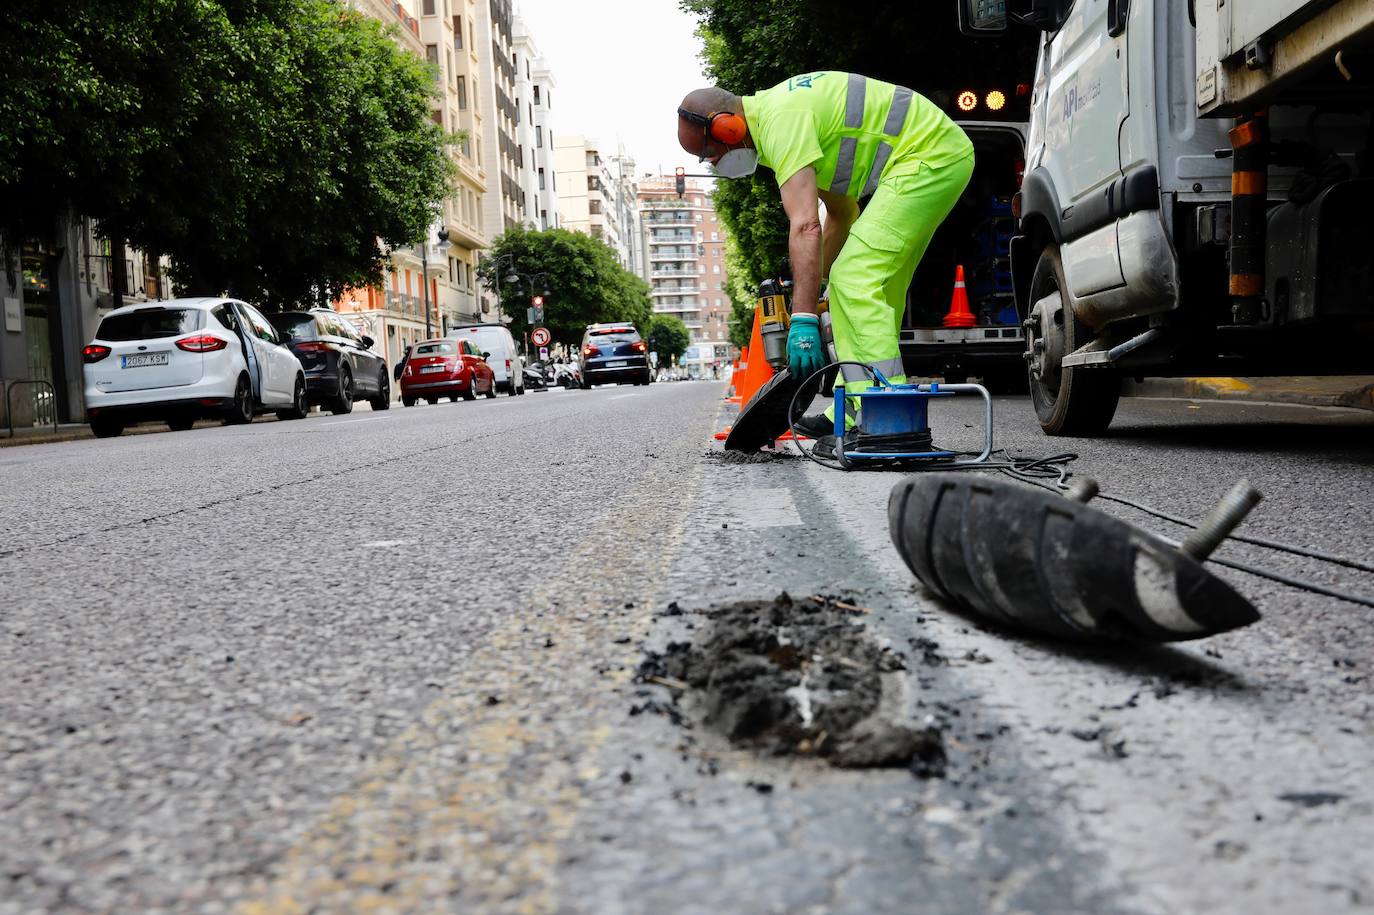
[514,0,710,178]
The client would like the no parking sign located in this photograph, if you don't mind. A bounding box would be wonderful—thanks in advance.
[531,327,551,347]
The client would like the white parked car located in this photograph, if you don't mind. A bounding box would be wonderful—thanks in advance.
[447,323,525,396]
[82,298,308,438]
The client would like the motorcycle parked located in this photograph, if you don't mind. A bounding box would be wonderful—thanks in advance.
[523,361,549,392]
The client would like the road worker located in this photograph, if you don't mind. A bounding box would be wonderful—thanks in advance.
[677,73,973,455]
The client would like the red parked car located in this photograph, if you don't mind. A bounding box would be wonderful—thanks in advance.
[399,338,496,406]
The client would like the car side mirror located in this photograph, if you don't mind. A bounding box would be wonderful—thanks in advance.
[481,351,491,359]
[361,335,375,349]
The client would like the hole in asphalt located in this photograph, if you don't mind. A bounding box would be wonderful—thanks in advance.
[634,593,946,777]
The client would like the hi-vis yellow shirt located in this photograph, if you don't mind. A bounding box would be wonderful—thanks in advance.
[741,71,973,197]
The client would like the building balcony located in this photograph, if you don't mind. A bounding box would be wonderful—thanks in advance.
[651,285,699,295]
[650,250,696,261]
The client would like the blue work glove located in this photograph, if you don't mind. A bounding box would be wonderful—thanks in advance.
[787,313,826,379]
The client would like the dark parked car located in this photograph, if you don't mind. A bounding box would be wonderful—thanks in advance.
[399,338,496,405]
[579,323,652,387]
[268,309,390,413]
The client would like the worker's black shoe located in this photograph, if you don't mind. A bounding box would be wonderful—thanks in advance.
[793,412,836,438]
[812,435,839,460]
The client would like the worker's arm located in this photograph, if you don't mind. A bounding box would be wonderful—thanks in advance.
[780,166,822,316]
[818,187,858,281]
[779,166,826,378]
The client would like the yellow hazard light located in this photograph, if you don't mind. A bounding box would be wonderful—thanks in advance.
[956,91,979,112]
[986,90,1007,112]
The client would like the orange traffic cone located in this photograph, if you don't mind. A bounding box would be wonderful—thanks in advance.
[731,306,775,407]
[942,265,976,328]
[725,345,747,404]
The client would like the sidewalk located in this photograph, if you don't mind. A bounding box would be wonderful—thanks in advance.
[1123,375,1374,410]
[0,400,387,448]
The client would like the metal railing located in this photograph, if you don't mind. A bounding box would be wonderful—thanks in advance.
[4,379,59,437]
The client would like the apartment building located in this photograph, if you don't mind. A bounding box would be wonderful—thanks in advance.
[512,16,558,231]
[1,222,170,431]
[338,0,489,366]
[474,0,521,236]
[637,175,734,376]
[554,136,640,270]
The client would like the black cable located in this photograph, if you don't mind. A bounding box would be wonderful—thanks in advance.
[1093,491,1374,576]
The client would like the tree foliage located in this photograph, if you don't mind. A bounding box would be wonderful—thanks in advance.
[479,227,652,345]
[0,0,453,309]
[681,0,1034,291]
[646,313,691,366]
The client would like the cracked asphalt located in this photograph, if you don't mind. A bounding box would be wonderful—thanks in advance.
[1,381,1371,914]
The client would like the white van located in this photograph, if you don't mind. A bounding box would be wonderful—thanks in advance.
[447,323,524,396]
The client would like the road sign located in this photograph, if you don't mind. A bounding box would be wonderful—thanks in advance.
[539,346,549,360]
[531,326,552,347]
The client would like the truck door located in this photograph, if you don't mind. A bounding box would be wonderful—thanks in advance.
[1044,0,1131,294]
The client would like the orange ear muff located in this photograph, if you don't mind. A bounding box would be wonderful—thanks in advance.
[709,111,747,145]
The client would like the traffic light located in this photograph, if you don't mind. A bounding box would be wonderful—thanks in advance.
[675,167,686,198]
[532,295,544,307]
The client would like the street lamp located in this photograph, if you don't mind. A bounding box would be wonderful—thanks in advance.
[419,225,450,338]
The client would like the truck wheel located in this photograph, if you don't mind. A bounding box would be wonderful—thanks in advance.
[1026,245,1120,436]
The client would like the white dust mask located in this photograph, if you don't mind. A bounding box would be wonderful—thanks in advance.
[712,147,759,179]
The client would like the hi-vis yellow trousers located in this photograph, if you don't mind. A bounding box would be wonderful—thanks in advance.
[824,151,975,424]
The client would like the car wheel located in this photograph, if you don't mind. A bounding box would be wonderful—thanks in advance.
[1027,244,1120,436]
[487,378,498,399]
[90,417,124,438]
[371,371,391,411]
[166,416,196,432]
[462,382,477,402]
[403,396,416,407]
[226,374,254,425]
[331,366,354,415]
[449,394,460,402]
[276,374,309,420]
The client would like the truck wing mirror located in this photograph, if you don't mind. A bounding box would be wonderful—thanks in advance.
[958,0,1008,35]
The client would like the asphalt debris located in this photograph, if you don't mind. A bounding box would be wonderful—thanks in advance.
[704,448,798,465]
[635,593,945,776]
[1278,791,1346,808]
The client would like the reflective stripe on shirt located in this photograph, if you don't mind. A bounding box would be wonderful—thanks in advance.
[841,77,914,194]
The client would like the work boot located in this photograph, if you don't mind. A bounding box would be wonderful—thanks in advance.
[812,435,839,460]
[793,412,836,438]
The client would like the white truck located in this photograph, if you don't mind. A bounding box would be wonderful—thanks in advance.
[958,0,1374,434]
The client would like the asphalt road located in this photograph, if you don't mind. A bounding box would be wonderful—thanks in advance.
[1,382,1370,914]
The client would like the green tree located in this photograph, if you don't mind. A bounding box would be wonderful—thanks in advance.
[479,226,652,346]
[0,0,452,309]
[680,0,1033,292]
[646,314,691,367]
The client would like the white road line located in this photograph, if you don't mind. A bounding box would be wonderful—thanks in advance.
[608,393,641,401]
[316,417,375,426]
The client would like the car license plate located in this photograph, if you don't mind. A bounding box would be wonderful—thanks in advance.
[121,352,169,368]
[606,360,627,368]
[421,365,445,374]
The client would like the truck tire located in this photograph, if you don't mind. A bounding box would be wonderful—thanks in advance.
[1026,245,1119,436]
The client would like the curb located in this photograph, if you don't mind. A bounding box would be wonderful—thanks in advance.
[1123,376,1374,411]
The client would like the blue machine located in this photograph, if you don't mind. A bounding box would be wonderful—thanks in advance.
[831,369,994,470]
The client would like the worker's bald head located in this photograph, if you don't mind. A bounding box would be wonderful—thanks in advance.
[677,87,744,158]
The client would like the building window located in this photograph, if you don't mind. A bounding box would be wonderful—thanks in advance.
[431,109,443,128]
[422,0,434,15]
[453,15,463,48]
[425,44,439,82]
[535,125,542,148]
[538,167,545,190]
[711,232,719,241]
[713,265,720,274]
[456,76,467,110]
[528,103,532,123]
[547,89,552,109]
[533,85,541,105]
[589,199,602,215]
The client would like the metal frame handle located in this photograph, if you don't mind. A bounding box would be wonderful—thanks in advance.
[4,379,60,438]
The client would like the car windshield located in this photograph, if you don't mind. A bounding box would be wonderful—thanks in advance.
[268,314,318,341]
[97,308,204,341]
[415,342,455,355]
[589,329,639,345]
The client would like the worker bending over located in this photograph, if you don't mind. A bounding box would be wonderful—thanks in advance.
[677,72,973,454]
